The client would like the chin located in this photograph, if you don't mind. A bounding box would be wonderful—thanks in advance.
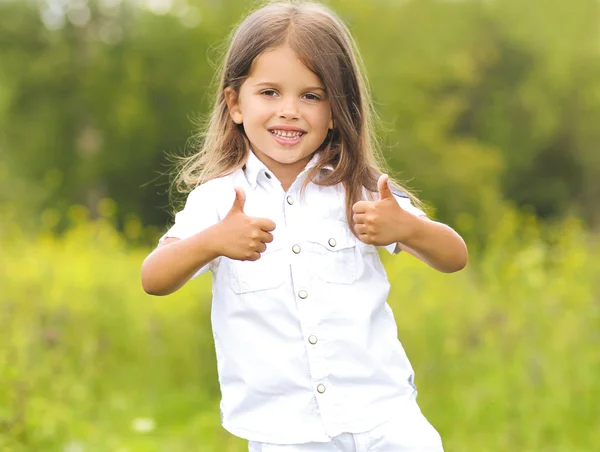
[267,151,306,165]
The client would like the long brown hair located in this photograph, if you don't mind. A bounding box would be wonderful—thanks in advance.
[174,0,423,233]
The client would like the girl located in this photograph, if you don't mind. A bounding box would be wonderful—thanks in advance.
[141,1,467,451]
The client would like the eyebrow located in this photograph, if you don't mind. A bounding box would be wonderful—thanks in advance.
[253,82,326,92]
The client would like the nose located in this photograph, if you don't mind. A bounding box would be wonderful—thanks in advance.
[278,97,300,119]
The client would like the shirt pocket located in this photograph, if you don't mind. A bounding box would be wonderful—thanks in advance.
[228,240,288,294]
[306,222,358,285]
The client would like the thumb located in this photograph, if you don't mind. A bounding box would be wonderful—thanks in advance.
[231,186,246,213]
[378,174,392,200]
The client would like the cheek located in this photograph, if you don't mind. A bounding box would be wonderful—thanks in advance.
[310,106,332,132]
[239,94,266,121]
[249,103,273,125]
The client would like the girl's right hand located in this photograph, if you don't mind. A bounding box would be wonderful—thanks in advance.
[215,187,276,261]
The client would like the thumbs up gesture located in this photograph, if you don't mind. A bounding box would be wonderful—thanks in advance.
[352,174,416,246]
[216,187,276,261]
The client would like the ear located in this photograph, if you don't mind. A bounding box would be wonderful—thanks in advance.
[329,116,334,130]
[224,87,243,124]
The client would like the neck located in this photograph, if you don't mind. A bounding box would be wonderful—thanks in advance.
[253,151,313,192]
[275,164,307,191]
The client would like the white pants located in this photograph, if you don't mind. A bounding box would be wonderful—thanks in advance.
[248,393,443,452]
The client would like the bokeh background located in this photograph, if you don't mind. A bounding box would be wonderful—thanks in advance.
[1,0,599,450]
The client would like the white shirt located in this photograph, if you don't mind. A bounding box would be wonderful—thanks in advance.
[160,151,427,444]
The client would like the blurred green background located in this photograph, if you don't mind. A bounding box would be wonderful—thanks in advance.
[1,0,599,450]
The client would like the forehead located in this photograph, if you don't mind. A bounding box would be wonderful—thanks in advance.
[247,45,324,88]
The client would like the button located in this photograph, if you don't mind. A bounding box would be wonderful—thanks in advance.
[328,238,337,247]
[298,290,308,299]
[317,384,326,394]
[292,244,301,254]
[265,172,272,179]
[286,196,294,205]
[308,335,318,344]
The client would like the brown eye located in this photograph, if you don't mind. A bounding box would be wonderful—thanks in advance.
[261,90,278,97]
[303,93,320,101]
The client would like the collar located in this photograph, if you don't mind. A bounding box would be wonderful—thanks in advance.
[243,150,268,189]
[243,149,334,189]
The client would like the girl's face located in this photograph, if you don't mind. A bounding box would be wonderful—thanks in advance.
[226,45,333,183]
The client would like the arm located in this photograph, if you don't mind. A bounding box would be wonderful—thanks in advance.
[141,228,222,296]
[141,186,275,296]
[352,174,468,274]
[394,216,467,273]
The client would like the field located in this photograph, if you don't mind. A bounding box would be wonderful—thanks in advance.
[1,209,598,451]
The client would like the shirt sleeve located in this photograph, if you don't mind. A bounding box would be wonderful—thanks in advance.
[383,192,427,255]
[159,183,221,276]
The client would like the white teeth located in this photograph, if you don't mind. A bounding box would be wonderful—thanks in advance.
[271,129,303,139]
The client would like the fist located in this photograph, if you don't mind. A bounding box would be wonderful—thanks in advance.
[217,187,276,261]
[352,174,414,246]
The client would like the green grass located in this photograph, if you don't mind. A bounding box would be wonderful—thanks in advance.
[0,208,598,451]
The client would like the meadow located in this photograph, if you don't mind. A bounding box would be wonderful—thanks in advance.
[1,205,598,452]
[1,0,600,450]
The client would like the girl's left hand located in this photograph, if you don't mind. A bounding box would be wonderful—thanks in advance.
[352,174,418,246]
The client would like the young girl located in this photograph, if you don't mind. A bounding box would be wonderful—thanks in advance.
[142,1,467,450]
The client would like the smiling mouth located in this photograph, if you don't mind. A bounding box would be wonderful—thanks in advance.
[269,129,306,140]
